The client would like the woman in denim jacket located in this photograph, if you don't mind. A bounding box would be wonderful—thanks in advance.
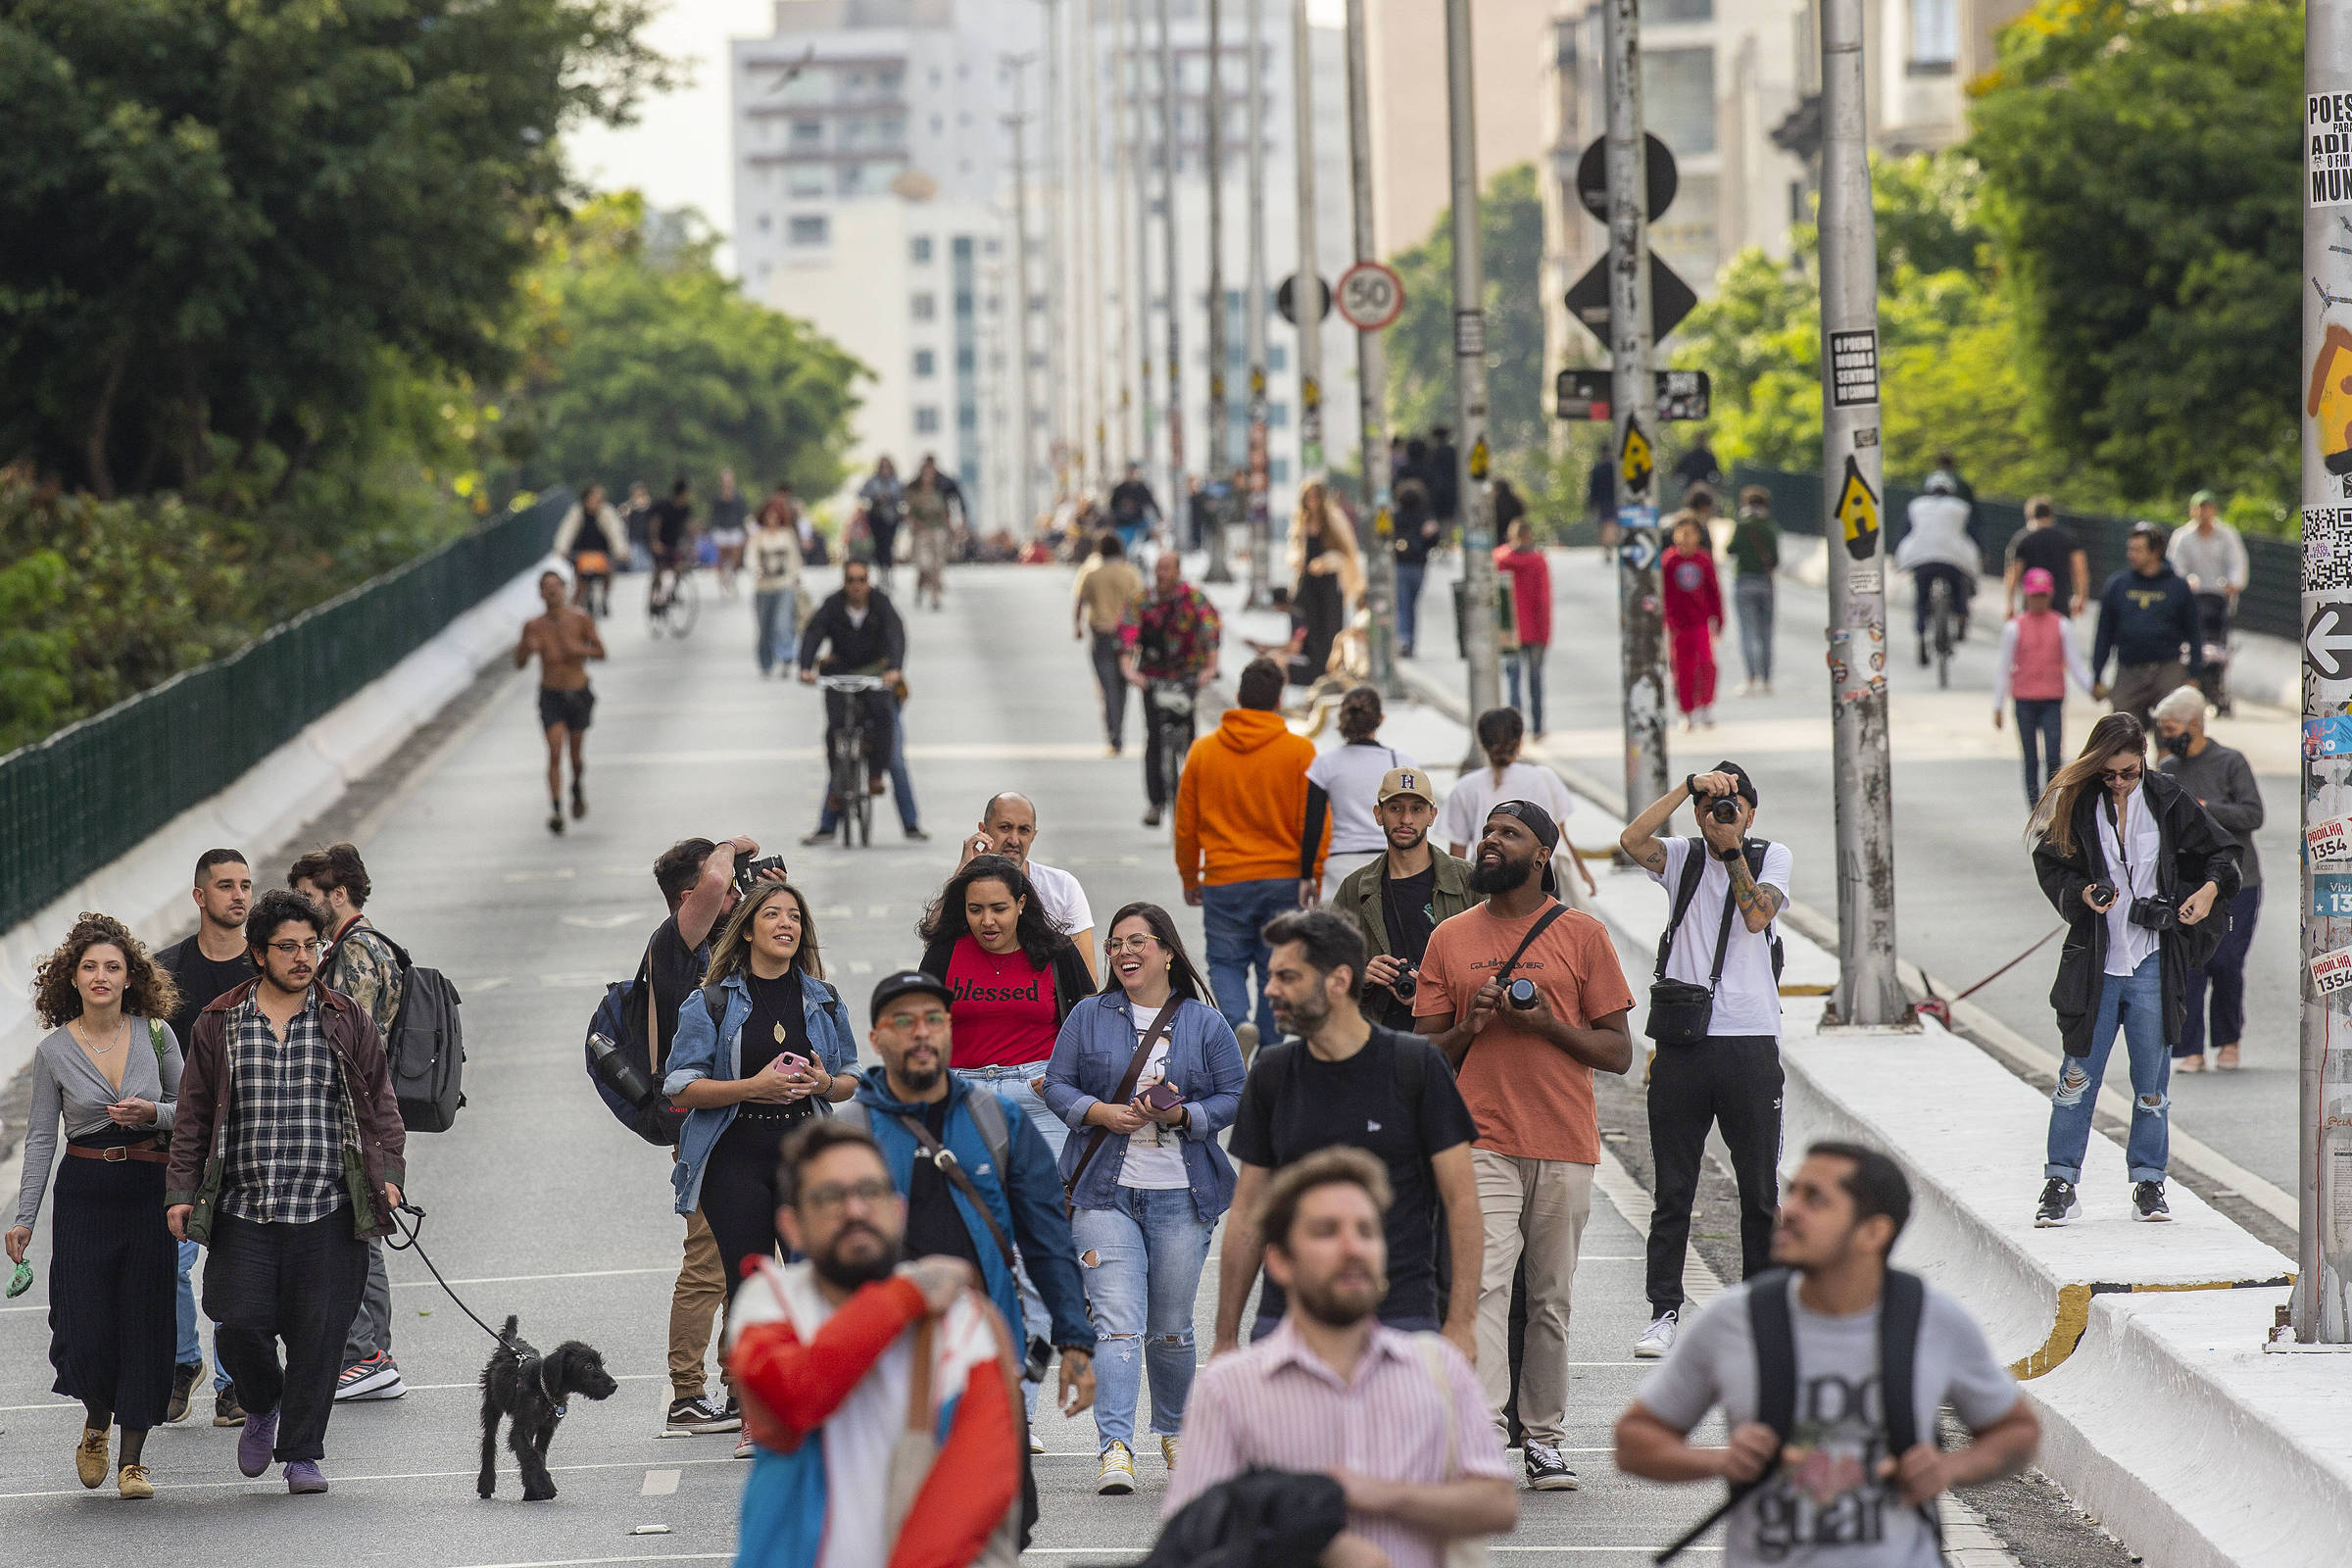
[664,884,858,1291]
[1043,901,1246,1494]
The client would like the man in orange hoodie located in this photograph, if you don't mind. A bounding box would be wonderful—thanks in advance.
[1176,657,1330,1050]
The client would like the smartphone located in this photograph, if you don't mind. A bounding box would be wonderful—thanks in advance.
[1139,1082,1182,1112]
[777,1053,812,1074]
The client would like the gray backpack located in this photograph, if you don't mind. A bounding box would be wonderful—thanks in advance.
[374,934,466,1133]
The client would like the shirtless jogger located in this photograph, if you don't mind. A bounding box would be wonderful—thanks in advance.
[515,569,608,834]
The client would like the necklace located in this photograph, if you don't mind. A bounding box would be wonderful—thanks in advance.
[73,1016,128,1056]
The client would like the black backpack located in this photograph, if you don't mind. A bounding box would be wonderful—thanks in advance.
[369,934,466,1133]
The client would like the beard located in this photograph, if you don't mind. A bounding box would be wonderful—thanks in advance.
[1467,852,1535,895]
[1269,985,1330,1036]
[1290,1265,1388,1328]
[897,1061,944,1095]
[812,1224,904,1291]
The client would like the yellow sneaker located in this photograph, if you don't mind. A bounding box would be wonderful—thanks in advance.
[1160,1434,1180,1471]
[1096,1441,1136,1494]
[75,1428,109,1489]
[117,1464,154,1500]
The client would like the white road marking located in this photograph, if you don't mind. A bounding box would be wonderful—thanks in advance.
[0,1455,744,1501]
[639,1468,680,1496]
[388,1265,677,1289]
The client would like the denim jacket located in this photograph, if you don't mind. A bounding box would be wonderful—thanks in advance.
[1042,991,1247,1222]
[663,969,858,1215]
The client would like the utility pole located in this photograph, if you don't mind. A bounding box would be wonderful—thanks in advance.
[1244,0,1273,608]
[1110,0,1140,467]
[1444,0,1498,722]
[1083,0,1111,487]
[1343,0,1398,694]
[1003,68,1039,533]
[1603,0,1669,819]
[1156,0,1187,534]
[1042,0,1070,501]
[1128,0,1161,505]
[1290,0,1324,496]
[1817,0,1905,1027]
[1203,0,1234,582]
[2296,4,2352,1342]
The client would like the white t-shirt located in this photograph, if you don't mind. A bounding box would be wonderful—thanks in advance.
[1117,1002,1191,1190]
[1307,740,1417,857]
[1026,861,1094,940]
[1438,760,1580,853]
[2095,788,2161,977]
[1648,837,1792,1038]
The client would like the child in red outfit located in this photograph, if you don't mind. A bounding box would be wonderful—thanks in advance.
[1660,515,1723,726]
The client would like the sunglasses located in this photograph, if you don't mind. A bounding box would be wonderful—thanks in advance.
[2099,766,2142,784]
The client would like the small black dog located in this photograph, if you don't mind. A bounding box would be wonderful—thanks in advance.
[478,1314,618,1500]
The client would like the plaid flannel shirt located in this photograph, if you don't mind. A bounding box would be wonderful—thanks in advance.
[220,993,348,1226]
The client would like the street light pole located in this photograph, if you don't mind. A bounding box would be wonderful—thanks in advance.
[1042,0,1070,500]
[1003,63,1039,534]
[1344,0,1398,694]
[1204,0,1234,582]
[1082,0,1111,488]
[1817,0,1905,1027]
[1156,0,1187,535]
[1244,0,1273,608]
[1125,0,1160,501]
[1444,0,1498,723]
[1290,0,1324,496]
[1110,0,1141,468]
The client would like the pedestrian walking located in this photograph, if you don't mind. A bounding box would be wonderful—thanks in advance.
[907,464,954,612]
[1109,463,1161,555]
[1427,426,1461,528]
[1335,768,1478,1032]
[708,468,750,599]
[1493,516,1553,735]
[1662,514,1724,729]
[859,457,905,588]
[1286,483,1365,689]
[9,913,183,1499]
[2169,489,2248,714]
[2152,687,2264,1073]
[622,479,657,573]
[1303,686,1418,900]
[959,791,1099,970]
[155,849,256,1426]
[727,1123,1022,1568]
[2090,522,2202,723]
[750,488,806,677]
[1122,552,1221,828]
[514,568,607,834]
[1043,903,1247,1493]
[551,481,621,617]
[1390,477,1438,658]
[1437,709,1596,906]
[166,890,406,1494]
[1073,532,1145,756]
[1175,1149,1517,1568]
[1216,910,1482,1356]
[1175,658,1327,1051]
[1616,1144,2039,1567]
[2003,496,2088,619]
[1671,431,1723,504]
[1587,454,1617,560]
[1617,766,1791,1362]
[1415,803,1635,1490]
[1726,487,1780,695]
[1992,567,2095,806]
[2030,713,2239,1227]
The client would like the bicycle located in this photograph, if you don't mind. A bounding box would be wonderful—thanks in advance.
[818,673,891,849]
[1926,575,1959,690]
[647,564,701,640]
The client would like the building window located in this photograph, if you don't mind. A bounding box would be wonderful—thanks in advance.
[912,291,937,320]
[790,119,822,148]
[914,349,937,377]
[1271,457,1292,484]
[911,235,934,264]
[915,407,943,434]
[788,215,830,246]
[1269,344,1287,371]
[956,346,976,372]
[1269,401,1290,428]
[1643,48,1716,155]
[788,167,827,198]
[757,213,772,232]
[953,235,974,261]
[1909,0,1958,70]
[1649,0,1712,21]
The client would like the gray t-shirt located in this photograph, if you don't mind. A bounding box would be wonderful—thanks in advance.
[1638,1274,2019,1568]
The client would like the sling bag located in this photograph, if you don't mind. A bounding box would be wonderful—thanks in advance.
[1062,997,1184,1208]
[884,1105,1020,1274]
[1459,902,1571,1069]
[1647,839,1782,1047]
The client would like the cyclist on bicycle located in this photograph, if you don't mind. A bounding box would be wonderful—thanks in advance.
[552,482,623,618]
[1120,551,1221,829]
[798,560,908,836]
[649,475,696,611]
[1894,470,1981,666]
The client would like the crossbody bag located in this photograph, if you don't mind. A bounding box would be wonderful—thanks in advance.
[1647,840,1742,1047]
[1062,998,1183,1211]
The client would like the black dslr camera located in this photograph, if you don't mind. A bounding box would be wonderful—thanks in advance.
[2128,894,2177,931]
[1707,797,1741,825]
[734,853,788,894]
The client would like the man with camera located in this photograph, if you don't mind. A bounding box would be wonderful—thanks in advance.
[1618,765,1791,1364]
[1334,768,1476,1032]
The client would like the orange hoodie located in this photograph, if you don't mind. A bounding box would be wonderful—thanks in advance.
[1174,707,1329,893]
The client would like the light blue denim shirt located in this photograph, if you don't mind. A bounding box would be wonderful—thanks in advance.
[1042,991,1246,1222]
[663,969,857,1215]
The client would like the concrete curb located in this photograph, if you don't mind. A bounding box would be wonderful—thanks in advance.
[0,556,557,1106]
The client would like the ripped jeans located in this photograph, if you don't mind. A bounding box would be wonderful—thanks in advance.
[1069,1186,1214,1452]
[2046,952,2171,1185]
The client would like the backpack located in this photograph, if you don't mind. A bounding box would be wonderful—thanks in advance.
[1659,838,1786,983]
[583,945,720,1148]
[365,933,466,1134]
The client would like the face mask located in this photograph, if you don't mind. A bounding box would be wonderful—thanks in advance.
[2162,731,2193,758]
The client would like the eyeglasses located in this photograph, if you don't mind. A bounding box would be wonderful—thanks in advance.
[2099,766,2142,784]
[803,1178,896,1214]
[267,940,322,957]
[1103,935,1162,956]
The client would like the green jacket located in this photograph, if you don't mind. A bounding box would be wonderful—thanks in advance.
[1334,849,1479,1027]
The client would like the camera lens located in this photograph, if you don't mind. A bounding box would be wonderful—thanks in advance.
[1507,978,1540,1009]
[1710,798,1740,824]
[1393,969,1418,1001]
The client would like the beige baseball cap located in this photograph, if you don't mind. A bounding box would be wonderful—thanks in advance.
[1376,766,1438,806]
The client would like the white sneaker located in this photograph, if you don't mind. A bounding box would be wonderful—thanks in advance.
[1699,706,1716,728]
[1634,1309,1679,1359]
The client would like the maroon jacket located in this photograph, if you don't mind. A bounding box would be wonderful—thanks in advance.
[165,979,408,1241]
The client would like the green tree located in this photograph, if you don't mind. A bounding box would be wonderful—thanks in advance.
[1968,0,2300,506]
[506,195,865,500]
[1386,164,1547,460]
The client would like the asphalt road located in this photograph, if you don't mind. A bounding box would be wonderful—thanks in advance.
[1,561,1776,1565]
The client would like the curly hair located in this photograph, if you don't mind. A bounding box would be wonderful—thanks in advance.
[916,854,1068,970]
[33,912,179,1030]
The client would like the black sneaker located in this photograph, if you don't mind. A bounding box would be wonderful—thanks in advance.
[168,1363,201,1424]
[214,1389,248,1428]
[665,1395,739,1434]
[2034,1178,2080,1228]
[904,825,930,841]
[1524,1440,1580,1491]
[2133,1181,2172,1222]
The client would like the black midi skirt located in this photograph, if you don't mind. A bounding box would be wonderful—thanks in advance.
[47,1125,176,1429]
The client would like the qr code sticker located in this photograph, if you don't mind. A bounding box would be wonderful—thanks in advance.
[2314,553,2352,595]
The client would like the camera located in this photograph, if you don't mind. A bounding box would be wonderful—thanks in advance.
[1707,797,1741,824]
[2128,894,2177,931]
[734,853,788,894]
[1506,978,1541,1010]
[1390,966,1419,1002]
[2086,881,2116,908]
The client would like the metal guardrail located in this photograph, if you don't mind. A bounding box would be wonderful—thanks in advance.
[0,490,567,933]
[1730,465,2296,641]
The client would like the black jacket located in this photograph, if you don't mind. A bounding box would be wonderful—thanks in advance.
[2033,770,2241,1057]
[919,932,1097,1031]
[797,589,906,673]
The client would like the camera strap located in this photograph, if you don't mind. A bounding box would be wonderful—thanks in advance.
[1458,901,1571,1072]
[1653,839,1741,995]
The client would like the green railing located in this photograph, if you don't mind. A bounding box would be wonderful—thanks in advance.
[1730,466,2297,642]
[0,490,568,933]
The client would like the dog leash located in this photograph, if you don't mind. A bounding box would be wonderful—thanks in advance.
[1913,923,2064,1027]
[385,1200,514,1348]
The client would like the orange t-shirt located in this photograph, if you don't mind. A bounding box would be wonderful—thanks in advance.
[1417,903,1635,1164]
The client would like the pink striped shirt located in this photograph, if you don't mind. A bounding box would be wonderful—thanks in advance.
[1163,1319,1510,1568]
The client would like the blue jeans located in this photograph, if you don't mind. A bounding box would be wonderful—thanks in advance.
[1395,562,1427,654]
[1505,644,1547,733]
[1201,878,1293,1043]
[1071,1187,1214,1451]
[817,708,920,833]
[175,1240,234,1390]
[2046,952,2170,1185]
[1735,574,1775,684]
[955,1063,1067,1417]
[753,590,798,674]
[2014,698,2064,805]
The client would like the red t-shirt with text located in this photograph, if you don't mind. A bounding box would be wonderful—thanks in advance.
[945,934,1061,1068]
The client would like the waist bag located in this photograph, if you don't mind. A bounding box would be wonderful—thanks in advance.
[1648,838,1781,1046]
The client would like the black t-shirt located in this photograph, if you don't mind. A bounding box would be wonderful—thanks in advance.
[158,937,257,1048]
[654,499,693,550]
[645,915,709,1073]
[737,967,818,1128]
[1229,1027,1479,1326]
[2007,523,2082,612]
[902,1098,985,1272]
[1369,866,1441,1032]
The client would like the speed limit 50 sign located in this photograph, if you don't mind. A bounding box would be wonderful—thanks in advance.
[1335,261,1405,332]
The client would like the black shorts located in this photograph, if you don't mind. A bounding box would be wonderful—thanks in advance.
[538,686,595,733]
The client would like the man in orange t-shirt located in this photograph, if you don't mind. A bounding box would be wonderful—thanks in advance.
[1415,800,1633,1491]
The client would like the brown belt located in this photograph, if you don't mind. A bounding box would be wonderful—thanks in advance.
[65,1141,168,1164]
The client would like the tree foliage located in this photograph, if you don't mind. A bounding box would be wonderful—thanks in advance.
[1386,164,1547,460]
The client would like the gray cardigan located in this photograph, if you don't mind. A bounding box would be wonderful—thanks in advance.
[13,1017,182,1230]
[2161,740,2265,890]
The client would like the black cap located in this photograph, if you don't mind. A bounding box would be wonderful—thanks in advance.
[1485,800,1562,895]
[1710,760,1758,808]
[868,968,954,1024]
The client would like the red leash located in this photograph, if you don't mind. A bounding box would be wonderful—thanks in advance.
[1914,924,2064,1028]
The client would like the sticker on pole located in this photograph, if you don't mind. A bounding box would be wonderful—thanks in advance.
[2313,814,2352,866]
[2313,93,2352,205]
[1833,456,1881,560]
[2310,602,2352,683]
[1829,330,1880,408]
[1620,419,1654,496]
[2309,716,2352,760]
[1335,261,1405,331]
[1467,437,1491,482]
[2315,874,2352,919]
[2314,945,2352,998]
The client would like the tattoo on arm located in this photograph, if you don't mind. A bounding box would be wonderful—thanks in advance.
[1726,855,1781,920]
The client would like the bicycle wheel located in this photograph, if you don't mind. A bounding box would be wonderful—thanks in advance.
[666,570,702,638]
[852,756,874,848]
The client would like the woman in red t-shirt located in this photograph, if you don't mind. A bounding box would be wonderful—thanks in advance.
[916,854,1096,1158]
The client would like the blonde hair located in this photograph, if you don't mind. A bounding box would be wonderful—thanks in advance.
[1287,481,1366,606]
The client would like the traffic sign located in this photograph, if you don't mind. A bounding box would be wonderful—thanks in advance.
[1617,526,1658,571]
[1554,368,1710,422]
[1277,273,1332,325]
[1619,418,1654,496]
[2310,603,2352,683]
[1575,133,1678,223]
[1335,261,1405,331]
[1467,437,1491,481]
[1833,455,1882,560]
[1564,253,1699,345]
